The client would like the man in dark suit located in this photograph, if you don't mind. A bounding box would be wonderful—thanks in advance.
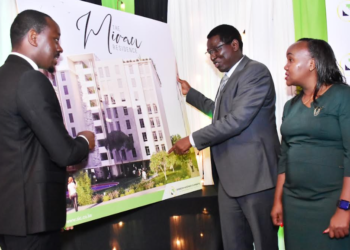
[0,10,95,250]
[169,25,280,250]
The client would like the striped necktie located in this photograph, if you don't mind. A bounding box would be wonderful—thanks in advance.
[213,74,229,119]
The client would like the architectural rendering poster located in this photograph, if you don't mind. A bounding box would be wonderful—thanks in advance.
[16,0,201,227]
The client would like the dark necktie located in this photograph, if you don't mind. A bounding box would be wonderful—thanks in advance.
[213,74,229,119]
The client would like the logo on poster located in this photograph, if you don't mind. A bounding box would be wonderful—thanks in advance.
[76,11,143,54]
[170,186,177,196]
[337,0,350,22]
[340,53,350,77]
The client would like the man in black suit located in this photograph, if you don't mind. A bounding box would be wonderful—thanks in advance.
[170,25,279,250]
[0,10,95,250]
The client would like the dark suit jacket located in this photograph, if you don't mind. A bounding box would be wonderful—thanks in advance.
[187,56,280,197]
[0,55,89,236]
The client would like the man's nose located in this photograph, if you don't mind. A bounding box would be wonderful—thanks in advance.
[210,52,217,61]
[58,43,63,53]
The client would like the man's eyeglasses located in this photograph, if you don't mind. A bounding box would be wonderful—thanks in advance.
[205,43,226,56]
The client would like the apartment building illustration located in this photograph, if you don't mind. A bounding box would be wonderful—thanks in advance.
[51,54,172,180]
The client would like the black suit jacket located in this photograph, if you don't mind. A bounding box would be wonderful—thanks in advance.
[187,56,280,197]
[0,55,89,236]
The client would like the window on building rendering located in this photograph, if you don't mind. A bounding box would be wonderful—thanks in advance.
[118,79,123,88]
[134,91,138,101]
[145,63,150,73]
[132,148,137,157]
[145,146,150,156]
[109,122,114,131]
[92,113,100,120]
[87,87,95,94]
[153,104,158,113]
[120,92,125,102]
[153,131,158,141]
[150,118,155,128]
[115,65,120,74]
[98,67,104,78]
[63,85,69,95]
[126,120,131,129]
[90,100,97,107]
[139,64,144,74]
[111,94,116,104]
[156,145,160,152]
[61,72,66,81]
[104,66,110,77]
[147,76,152,87]
[142,132,147,141]
[140,119,145,128]
[123,106,128,115]
[104,95,109,105]
[161,144,166,151]
[113,107,118,118]
[129,65,134,74]
[71,127,76,137]
[98,140,106,147]
[95,126,103,134]
[66,99,71,109]
[159,131,163,141]
[147,104,152,114]
[85,74,93,81]
[129,134,134,143]
[121,149,127,160]
[106,108,112,119]
[100,153,108,161]
[69,113,74,123]
[156,117,160,127]
[137,105,142,114]
[116,121,121,131]
[141,77,146,88]
[131,78,136,87]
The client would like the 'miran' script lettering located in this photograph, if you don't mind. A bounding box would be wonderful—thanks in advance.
[76,11,142,54]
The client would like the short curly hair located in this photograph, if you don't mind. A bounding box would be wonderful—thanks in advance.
[10,9,51,48]
[207,24,243,52]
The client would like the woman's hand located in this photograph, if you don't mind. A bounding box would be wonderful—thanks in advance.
[271,201,283,226]
[324,209,350,238]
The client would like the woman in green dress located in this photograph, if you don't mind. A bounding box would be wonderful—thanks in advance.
[271,38,350,249]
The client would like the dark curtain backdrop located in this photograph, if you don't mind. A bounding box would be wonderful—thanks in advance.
[135,0,168,23]
[82,0,102,6]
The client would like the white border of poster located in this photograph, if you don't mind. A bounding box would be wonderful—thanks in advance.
[16,0,201,227]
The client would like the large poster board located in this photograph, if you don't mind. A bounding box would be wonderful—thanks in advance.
[326,0,350,83]
[16,0,201,227]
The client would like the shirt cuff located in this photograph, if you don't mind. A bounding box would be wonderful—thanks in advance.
[78,135,89,145]
[189,133,196,148]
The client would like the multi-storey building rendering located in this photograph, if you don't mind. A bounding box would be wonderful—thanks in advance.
[52,54,172,180]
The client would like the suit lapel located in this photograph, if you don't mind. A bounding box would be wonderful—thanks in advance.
[213,56,251,121]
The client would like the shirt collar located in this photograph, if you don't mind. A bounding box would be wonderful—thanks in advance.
[10,52,39,70]
[225,55,245,78]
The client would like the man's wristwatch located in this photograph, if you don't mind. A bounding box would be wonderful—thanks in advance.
[337,200,350,210]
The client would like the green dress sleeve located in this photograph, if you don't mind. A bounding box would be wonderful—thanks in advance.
[278,100,292,174]
[339,87,350,177]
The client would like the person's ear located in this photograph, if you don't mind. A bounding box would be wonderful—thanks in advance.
[231,39,239,51]
[27,28,39,47]
[309,58,316,71]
